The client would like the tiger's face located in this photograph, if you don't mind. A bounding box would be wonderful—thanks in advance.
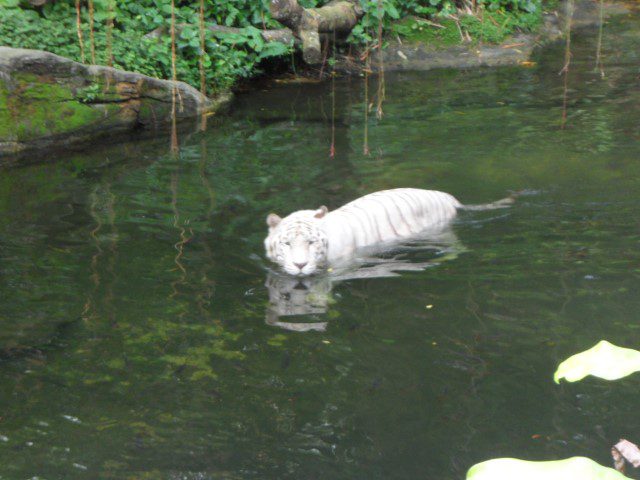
[264,206,329,276]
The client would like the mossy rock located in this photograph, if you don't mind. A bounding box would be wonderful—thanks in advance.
[0,47,231,157]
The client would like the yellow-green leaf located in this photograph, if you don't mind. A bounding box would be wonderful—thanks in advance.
[467,457,631,480]
[554,340,640,384]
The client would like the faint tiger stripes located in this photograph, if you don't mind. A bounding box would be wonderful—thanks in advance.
[328,188,461,248]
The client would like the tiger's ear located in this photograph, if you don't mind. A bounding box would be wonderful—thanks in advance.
[266,213,282,228]
[314,206,328,219]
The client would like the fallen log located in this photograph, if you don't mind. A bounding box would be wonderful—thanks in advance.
[144,23,298,47]
[270,0,363,64]
[206,24,297,45]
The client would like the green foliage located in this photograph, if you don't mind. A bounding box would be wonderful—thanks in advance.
[0,0,548,92]
[460,8,541,43]
[478,0,539,13]
[0,0,294,93]
[460,14,505,43]
[349,0,404,46]
[392,17,462,47]
[76,83,102,104]
[350,0,543,45]
[391,5,541,48]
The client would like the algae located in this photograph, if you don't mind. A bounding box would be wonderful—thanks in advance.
[0,81,16,141]
[8,73,104,142]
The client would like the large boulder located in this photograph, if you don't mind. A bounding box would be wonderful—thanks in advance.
[0,47,231,156]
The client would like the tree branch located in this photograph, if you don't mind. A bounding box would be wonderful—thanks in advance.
[270,0,363,64]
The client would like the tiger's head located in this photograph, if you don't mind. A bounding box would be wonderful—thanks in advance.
[264,206,329,276]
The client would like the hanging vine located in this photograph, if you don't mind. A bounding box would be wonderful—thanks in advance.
[170,172,192,299]
[559,0,573,130]
[104,182,118,327]
[105,0,115,68]
[362,7,372,156]
[82,185,104,324]
[88,0,96,64]
[375,0,385,120]
[170,0,179,155]
[74,0,85,63]
[198,0,207,96]
[363,54,371,156]
[198,0,208,130]
[329,28,336,158]
[594,0,605,78]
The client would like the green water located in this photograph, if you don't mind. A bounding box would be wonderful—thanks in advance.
[1,12,639,480]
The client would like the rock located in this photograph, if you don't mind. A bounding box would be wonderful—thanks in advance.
[0,47,232,156]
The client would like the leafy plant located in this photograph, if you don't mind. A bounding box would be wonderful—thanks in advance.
[554,340,640,383]
[0,0,294,92]
[0,0,548,92]
[349,0,544,45]
[76,83,102,103]
[467,457,631,480]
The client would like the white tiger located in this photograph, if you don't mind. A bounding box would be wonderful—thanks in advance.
[264,188,514,276]
[264,235,462,331]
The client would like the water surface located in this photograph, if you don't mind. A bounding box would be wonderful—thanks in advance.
[0,11,639,479]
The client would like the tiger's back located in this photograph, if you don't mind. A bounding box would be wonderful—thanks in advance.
[322,188,461,262]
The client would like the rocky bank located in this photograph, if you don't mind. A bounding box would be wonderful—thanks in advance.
[0,47,231,157]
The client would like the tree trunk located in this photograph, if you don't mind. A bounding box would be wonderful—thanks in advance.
[271,0,363,64]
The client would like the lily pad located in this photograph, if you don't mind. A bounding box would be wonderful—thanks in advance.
[467,456,631,480]
[554,340,640,383]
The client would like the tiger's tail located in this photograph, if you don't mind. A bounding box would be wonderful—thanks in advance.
[460,191,520,211]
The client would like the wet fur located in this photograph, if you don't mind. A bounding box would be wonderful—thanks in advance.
[265,188,513,276]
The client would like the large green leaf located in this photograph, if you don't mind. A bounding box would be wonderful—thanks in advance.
[554,340,640,383]
[467,457,631,480]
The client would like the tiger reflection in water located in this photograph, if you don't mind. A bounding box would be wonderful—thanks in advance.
[265,225,463,332]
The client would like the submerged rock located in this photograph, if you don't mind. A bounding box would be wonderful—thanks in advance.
[0,47,231,157]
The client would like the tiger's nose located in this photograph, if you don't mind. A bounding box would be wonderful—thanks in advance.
[294,262,307,270]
